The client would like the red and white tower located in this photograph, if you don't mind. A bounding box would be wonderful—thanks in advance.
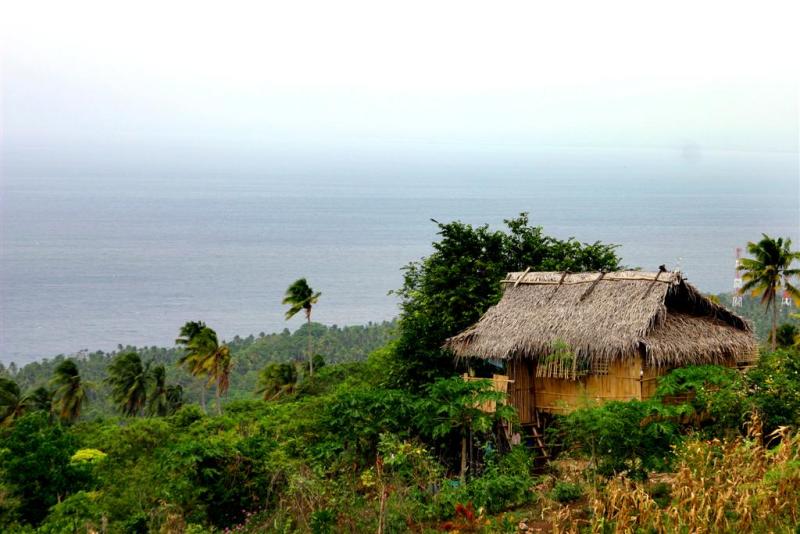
[781,289,792,307]
[732,247,743,307]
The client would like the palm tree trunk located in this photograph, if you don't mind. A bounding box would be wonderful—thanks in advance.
[215,383,221,415]
[772,297,778,351]
[200,386,207,414]
[307,312,313,376]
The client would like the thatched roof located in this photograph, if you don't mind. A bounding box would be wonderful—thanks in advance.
[445,270,756,368]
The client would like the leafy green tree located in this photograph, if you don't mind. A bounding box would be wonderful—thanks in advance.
[416,377,515,483]
[0,377,28,427]
[773,323,799,348]
[51,360,90,423]
[283,278,321,375]
[392,213,621,388]
[106,352,153,416]
[256,362,298,400]
[315,385,418,467]
[738,234,800,350]
[0,412,90,526]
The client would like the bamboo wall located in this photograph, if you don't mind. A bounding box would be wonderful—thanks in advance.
[508,357,671,421]
[508,359,536,424]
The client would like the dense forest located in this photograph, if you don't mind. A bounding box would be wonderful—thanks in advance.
[1,214,799,533]
[2,322,396,418]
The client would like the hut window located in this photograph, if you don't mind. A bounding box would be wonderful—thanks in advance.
[535,340,588,380]
[591,360,610,375]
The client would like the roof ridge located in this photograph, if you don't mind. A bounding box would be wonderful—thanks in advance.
[503,270,680,286]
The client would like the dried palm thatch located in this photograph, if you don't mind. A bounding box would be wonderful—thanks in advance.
[445,270,756,368]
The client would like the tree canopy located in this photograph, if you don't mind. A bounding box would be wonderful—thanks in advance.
[390,213,621,387]
[738,234,800,349]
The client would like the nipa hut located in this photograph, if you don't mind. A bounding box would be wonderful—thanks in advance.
[446,270,758,424]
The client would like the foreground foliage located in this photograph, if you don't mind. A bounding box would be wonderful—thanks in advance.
[550,420,800,533]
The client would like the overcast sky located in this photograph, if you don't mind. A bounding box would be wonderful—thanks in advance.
[2,1,798,179]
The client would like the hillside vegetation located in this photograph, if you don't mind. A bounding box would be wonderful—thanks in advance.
[1,214,799,533]
[1,322,395,418]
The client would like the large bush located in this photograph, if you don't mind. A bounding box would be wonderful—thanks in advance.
[655,364,750,436]
[554,400,680,478]
[747,348,800,433]
[0,413,91,526]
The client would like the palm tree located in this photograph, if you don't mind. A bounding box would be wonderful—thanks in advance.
[176,322,231,414]
[205,343,232,415]
[176,320,206,349]
[0,378,28,426]
[283,278,321,375]
[106,352,153,416]
[256,362,298,401]
[148,364,169,416]
[176,321,212,412]
[738,234,800,350]
[166,384,184,414]
[28,386,55,421]
[51,360,90,423]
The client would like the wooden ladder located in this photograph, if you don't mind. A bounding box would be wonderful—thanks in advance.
[529,424,550,460]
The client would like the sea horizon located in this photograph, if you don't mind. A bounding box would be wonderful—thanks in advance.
[2,146,798,364]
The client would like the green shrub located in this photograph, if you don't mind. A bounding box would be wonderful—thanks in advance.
[310,509,335,534]
[468,470,534,513]
[37,492,102,534]
[554,400,679,478]
[748,348,800,434]
[311,385,418,467]
[647,481,672,508]
[656,365,750,436]
[430,447,536,517]
[550,481,583,503]
[773,323,798,349]
[168,404,205,428]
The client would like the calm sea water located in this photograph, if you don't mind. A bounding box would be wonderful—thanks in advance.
[2,148,798,364]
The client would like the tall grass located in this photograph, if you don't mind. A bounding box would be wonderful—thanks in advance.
[553,414,800,533]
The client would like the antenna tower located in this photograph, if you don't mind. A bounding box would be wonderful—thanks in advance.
[732,247,743,307]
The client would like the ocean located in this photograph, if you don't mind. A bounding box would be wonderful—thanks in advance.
[2,147,798,364]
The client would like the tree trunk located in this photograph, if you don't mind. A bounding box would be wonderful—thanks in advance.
[307,311,314,376]
[200,386,207,414]
[771,296,778,351]
[460,431,468,484]
[215,383,222,415]
[377,484,388,534]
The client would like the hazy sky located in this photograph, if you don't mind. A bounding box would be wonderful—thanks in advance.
[2,1,798,178]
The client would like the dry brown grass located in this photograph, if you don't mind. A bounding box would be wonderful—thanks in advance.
[550,414,800,533]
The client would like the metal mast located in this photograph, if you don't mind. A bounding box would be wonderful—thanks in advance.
[732,247,743,307]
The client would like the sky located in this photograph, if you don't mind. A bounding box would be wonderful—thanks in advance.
[2,0,798,179]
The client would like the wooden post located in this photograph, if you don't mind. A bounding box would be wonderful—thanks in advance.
[460,432,468,484]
